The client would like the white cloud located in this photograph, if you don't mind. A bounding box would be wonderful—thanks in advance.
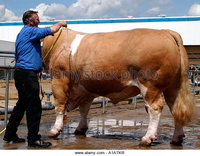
[0,5,19,22]
[44,3,68,20]
[0,0,172,22]
[30,0,140,20]
[146,7,161,16]
[66,0,140,19]
[30,3,50,21]
[30,3,68,20]
[188,3,200,16]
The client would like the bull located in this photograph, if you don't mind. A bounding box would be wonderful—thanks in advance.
[42,28,194,146]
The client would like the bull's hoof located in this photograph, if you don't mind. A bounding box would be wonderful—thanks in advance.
[170,139,183,146]
[74,128,88,136]
[48,129,62,138]
[49,132,60,138]
[139,136,157,146]
[170,135,184,146]
[139,138,152,146]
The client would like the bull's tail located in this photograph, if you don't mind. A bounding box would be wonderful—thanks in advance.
[167,30,194,126]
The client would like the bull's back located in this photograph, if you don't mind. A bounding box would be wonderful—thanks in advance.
[74,29,180,75]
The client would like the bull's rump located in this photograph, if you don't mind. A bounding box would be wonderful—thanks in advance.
[72,29,181,95]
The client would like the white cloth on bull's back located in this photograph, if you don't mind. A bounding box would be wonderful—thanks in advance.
[71,34,86,56]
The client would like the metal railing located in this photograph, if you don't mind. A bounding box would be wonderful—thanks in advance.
[189,62,200,95]
[0,66,15,130]
[92,96,138,114]
[0,50,15,128]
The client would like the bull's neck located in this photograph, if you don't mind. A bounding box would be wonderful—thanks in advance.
[42,29,85,70]
[42,29,67,70]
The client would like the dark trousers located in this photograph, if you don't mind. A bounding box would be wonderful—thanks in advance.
[4,69,41,142]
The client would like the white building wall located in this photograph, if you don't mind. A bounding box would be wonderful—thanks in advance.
[68,21,200,46]
[0,17,200,45]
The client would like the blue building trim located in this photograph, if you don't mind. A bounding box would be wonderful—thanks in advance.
[1,16,200,26]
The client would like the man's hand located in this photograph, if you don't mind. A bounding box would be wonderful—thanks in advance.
[59,21,67,28]
[50,20,67,34]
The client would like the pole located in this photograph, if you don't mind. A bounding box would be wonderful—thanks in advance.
[133,97,137,109]
[4,69,9,128]
[102,97,105,114]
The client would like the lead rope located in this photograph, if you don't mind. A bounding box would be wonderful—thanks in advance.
[42,27,64,63]
[41,27,64,103]
[64,28,72,120]
[0,128,6,135]
[67,28,72,72]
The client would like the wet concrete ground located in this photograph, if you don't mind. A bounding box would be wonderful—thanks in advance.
[0,100,200,150]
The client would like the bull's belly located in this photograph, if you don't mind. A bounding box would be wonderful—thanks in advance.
[80,79,126,95]
[105,86,140,104]
[80,80,140,104]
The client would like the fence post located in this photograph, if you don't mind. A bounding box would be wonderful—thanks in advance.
[133,97,137,109]
[102,97,108,114]
[4,69,10,128]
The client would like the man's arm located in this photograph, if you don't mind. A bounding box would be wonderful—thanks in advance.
[50,21,67,34]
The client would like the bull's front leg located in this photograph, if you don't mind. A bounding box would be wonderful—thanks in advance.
[140,89,164,146]
[49,78,69,137]
[140,105,162,145]
[75,101,92,135]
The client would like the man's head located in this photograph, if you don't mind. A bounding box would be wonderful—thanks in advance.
[22,10,40,27]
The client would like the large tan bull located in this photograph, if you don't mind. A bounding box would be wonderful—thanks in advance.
[42,28,194,146]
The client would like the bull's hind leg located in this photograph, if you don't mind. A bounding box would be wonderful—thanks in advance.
[163,88,185,145]
[74,101,92,136]
[140,87,164,146]
[49,79,69,137]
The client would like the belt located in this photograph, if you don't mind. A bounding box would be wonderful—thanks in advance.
[15,68,39,73]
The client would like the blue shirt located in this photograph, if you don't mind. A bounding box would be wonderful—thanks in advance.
[15,25,52,71]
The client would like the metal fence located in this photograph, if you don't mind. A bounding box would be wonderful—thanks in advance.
[0,50,15,128]
[0,51,15,80]
[0,50,14,136]
[189,62,200,94]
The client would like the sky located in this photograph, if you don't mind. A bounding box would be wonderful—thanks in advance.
[1,0,200,22]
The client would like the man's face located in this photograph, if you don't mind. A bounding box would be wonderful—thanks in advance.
[29,13,40,27]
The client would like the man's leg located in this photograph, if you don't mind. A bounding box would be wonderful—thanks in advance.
[25,71,51,148]
[25,71,42,142]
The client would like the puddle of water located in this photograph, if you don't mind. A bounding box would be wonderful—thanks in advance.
[87,118,171,145]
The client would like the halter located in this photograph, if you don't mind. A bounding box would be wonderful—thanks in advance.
[42,27,64,63]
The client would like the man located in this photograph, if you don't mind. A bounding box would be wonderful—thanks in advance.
[3,10,67,148]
